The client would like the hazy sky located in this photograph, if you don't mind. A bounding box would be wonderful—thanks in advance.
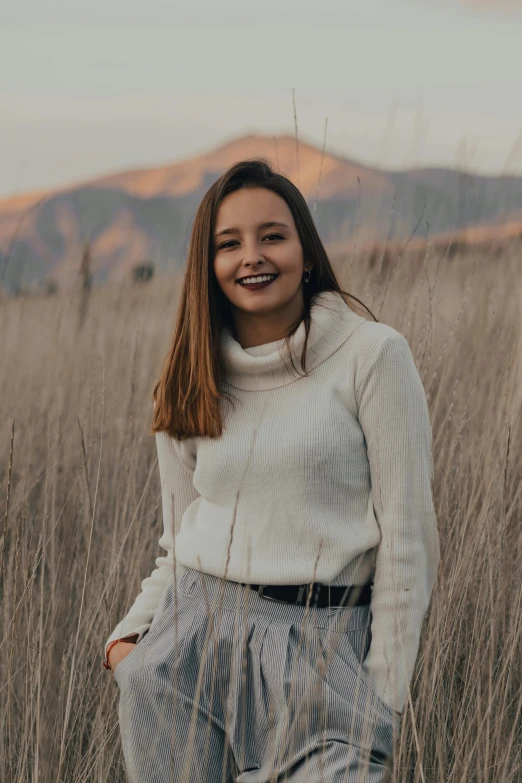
[1,0,522,197]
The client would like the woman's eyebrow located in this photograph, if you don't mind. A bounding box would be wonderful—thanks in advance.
[214,221,289,239]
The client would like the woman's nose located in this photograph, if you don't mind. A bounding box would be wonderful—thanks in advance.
[242,238,264,263]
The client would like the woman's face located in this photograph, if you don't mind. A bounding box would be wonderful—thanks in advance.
[213,187,309,326]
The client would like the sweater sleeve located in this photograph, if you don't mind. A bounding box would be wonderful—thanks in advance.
[355,331,440,714]
[103,430,200,663]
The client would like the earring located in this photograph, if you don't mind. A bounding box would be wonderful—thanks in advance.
[303,268,311,283]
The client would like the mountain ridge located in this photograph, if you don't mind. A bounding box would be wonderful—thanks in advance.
[1,132,521,293]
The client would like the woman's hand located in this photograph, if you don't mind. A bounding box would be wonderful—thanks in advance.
[109,639,138,672]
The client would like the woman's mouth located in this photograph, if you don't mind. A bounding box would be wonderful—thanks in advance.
[237,274,279,291]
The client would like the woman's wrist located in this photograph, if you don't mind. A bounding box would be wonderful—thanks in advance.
[104,634,139,670]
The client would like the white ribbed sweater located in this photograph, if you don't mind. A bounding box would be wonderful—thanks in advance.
[105,290,440,714]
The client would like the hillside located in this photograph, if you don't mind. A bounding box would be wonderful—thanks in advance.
[1,132,522,294]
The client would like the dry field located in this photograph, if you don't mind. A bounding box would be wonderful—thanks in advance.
[1,243,521,781]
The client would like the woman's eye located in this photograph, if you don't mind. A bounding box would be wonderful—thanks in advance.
[218,233,284,250]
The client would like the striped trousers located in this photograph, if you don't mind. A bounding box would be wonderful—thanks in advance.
[113,563,401,782]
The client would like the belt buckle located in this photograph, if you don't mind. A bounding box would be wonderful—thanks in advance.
[257,584,308,605]
[257,585,285,604]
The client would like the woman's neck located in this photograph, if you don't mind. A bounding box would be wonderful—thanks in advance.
[230,289,306,349]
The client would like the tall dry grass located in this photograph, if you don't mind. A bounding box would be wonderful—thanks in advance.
[1,242,521,781]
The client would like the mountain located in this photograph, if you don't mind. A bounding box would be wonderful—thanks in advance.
[1,133,522,294]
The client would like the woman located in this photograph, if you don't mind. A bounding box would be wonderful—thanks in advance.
[103,158,440,782]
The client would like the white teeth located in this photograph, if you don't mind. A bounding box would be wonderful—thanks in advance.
[238,274,277,285]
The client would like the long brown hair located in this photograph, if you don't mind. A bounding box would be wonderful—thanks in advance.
[151,158,376,440]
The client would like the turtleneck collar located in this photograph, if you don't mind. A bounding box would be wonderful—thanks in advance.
[219,290,367,391]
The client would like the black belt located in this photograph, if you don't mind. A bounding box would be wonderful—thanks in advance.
[238,581,372,608]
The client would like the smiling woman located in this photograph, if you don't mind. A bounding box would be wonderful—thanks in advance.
[104,157,440,782]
